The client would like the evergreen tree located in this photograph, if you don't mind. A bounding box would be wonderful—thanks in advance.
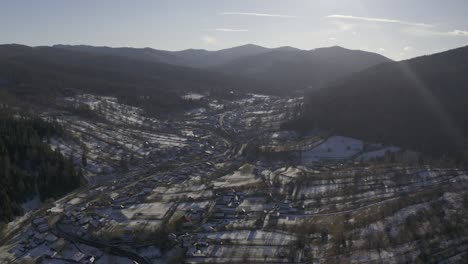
[0,111,83,222]
[81,152,87,167]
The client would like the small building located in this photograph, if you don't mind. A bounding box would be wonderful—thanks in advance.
[37,224,49,233]
[188,249,206,257]
[33,217,46,226]
[44,234,58,243]
[71,252,86,262]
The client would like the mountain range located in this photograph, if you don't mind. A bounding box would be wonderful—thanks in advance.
[1,42,468,158]
[54,44,392,91]
[295,45,468,159]
[0,44,262,99]
[0,44,391,98]
[54,43,272,68]
[209,45,392,90]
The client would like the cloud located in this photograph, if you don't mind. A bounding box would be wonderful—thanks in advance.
[203,28,248,32]
[447,29,468,36]
[219,12,296,18]
[327,14,468,39]
[326,15,433,28]
[405,27,468,37]
[403,46,413,52]
[202,36,218,45]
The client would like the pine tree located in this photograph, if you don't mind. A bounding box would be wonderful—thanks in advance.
[0,112,83,221]
[81,152,87,167]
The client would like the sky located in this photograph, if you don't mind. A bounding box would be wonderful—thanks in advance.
[1,0,468,60]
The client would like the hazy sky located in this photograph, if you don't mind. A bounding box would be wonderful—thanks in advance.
[2,0,468,60]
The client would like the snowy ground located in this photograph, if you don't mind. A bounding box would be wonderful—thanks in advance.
[3,93,467,264]
[301,136,364,163]
[213,164,262,189]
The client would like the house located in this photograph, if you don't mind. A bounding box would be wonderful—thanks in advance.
[139,246,162,259]
[33,233,44,242]
[51,238,68,252]
[44,234,58,243]
[201,224,215,232]
[239,208,247,216]
[71,252,86,262]
[190,209,203,221]
[37,224,49,233]
[219,207,236,214]
[87,256,96,263]
[32,217,46,226]
[188,249,207,257]
[270,211,281,219]
[79,216,92,225]
[213,212,224,218]
[194,240,209,248]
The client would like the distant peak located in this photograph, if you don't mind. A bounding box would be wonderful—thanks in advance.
[312,45,348,52]
[221,44,269,51]
[329,45,346,49]
[0,43,31,48]
[181,48,209,52]
[274,46,301,52]
[239,43,266,48]
[176,48,211,55]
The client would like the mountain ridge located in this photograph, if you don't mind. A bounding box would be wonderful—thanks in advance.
[294,44,468,158]
[210,45,392,91]
[45,43,393,92]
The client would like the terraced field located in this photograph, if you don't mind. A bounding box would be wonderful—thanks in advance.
[1,93,467,264]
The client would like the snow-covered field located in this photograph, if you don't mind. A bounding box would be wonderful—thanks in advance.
[357,146,401,161]
[213,164,262,188]
[4,93,467,264]
[301,136,363,163]
[183,93,205,100]
[201,230,296,244]
[121,202,174,220]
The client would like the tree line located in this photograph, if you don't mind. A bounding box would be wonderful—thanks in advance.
[0,110,84,222]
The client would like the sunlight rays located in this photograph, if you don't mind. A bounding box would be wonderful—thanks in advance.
[395,61,466,152]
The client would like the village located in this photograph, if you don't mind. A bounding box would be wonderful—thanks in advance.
[1,92,468,264]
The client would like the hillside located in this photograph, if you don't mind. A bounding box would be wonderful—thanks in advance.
[0,44,257,94]
[0,110,82,222]
[53,44,186,65]
[54,44,390,92]
[0,45,273,112]
[295,45,468,159]
[172,44,271,67]
[211,46,392,91]
[54,43,271,68]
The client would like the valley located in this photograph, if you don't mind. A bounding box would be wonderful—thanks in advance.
[2,2,468,263]
[1,92,467,264]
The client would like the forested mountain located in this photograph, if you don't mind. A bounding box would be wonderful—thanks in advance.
[211,46,392,91]
[0,44,264,95]
[0,44,274,113]
[0,110,83,222]
[54,44,390,92]
[173,44,271,67]
[53,44,188,65]
[0,44,32,59]
[54,43,271,68]
[293,45,468,160]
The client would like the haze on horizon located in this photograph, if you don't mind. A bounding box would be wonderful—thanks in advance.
[1,0,468,60]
